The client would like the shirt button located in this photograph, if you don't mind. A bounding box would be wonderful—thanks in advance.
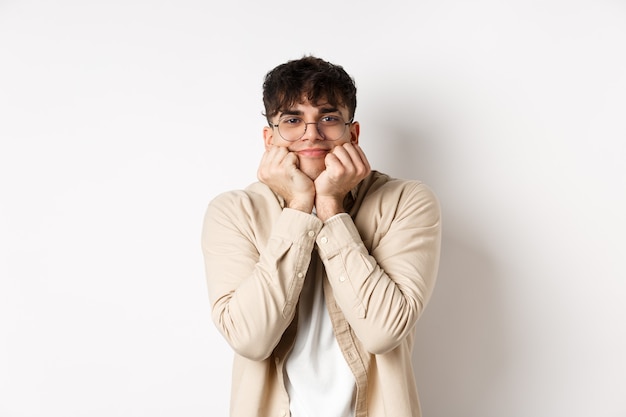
[297,272,304,279]
[279,409,287,417]
[308,230,315,237]
[339,275,346,282]
[320,237,328,244]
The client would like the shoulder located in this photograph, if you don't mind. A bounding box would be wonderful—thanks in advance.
[363,171,438,203]
[205,182,282,220]
[207,182,279,211]
[358,171,440,222]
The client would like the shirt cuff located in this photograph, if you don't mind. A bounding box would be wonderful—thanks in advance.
[316,213,365,259]
[273,208,324,246]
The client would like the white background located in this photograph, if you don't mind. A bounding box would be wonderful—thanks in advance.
[1,0,625,416]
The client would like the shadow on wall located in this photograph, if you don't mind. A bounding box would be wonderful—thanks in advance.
[376,126,511,416]
[413,235,509,417]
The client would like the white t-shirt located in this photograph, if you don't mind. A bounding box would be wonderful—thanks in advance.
[284,253,356,417]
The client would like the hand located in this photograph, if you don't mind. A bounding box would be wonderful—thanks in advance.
[257,145,315,213]
[314,143,371,221]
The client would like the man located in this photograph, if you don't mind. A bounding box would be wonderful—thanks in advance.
[202,56,441,417]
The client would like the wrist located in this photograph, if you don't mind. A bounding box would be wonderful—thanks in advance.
[286,195,314,213]
[314,196,344,222]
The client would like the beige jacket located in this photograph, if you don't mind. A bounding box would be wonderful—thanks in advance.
[202,171,441,417]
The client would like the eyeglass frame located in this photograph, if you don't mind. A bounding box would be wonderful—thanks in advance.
[269,115,355,142]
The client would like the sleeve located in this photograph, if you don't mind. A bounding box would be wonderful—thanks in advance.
[201,193,323,361]
[315,182,441,354]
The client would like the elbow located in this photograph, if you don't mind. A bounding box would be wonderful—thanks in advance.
[212,310,277,361]
[363,337,401,355]
[358,301,423,354]
[360,327,409,354]
[217,325,276,361]
[230,340,274,361]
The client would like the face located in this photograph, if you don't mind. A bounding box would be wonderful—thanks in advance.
[263,100,360,180]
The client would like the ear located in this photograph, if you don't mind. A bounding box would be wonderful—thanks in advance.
[349,121,360,144]
[263,126,274,150]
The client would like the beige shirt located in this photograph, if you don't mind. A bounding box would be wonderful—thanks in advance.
[202,171,441,417]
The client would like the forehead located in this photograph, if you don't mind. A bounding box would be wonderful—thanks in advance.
[278,99,347,116]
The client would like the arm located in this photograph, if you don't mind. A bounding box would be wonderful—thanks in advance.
[316,182,441,354]
[202,145,320,361]
[202,194,322,361]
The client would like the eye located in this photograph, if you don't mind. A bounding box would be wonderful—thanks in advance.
[280,117,303,126]
[319,115,342,125]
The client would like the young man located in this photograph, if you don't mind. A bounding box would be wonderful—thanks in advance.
[202,56,441,417]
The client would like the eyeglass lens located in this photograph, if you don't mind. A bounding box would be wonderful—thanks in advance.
[277,117,348,142]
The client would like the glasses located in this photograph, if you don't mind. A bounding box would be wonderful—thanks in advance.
[270,115,353,142]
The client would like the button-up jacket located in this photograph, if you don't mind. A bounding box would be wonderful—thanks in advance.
[202,170,441,417]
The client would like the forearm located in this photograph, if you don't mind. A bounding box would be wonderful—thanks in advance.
[316,194,441,354]
[314,196,345,222]
[203,201,322,360]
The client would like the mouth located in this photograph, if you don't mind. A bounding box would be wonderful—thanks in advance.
[294,148,330,158]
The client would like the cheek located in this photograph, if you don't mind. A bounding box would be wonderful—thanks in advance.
[269,133,290,147]
[330,138,352,149]
[265,136,290,150]
[275,141,292,150]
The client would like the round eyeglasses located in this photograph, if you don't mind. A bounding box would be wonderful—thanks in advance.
[270,115,353,142]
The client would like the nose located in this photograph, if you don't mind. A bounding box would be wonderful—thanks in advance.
[301,121,323,141]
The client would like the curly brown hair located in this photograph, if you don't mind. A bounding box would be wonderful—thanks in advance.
[262,56,357,124]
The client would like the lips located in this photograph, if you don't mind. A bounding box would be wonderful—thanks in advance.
[294,148,330,158]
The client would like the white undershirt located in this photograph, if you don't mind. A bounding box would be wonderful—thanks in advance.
[284,253,356,417]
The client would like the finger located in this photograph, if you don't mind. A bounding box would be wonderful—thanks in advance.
[267,148,293,175]
[259,146,286,180]
[329,144,351,164]
[339,143,362,164]
[352,143,368,160]
[329,145,357,174]
[258,151,272,181]
[324,152,348,179]
[344,143,371,175]
[266,144,288,164]
[282,151,299,169]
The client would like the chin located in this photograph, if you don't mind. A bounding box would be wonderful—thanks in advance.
[300,163,325,180]
[303,170,322,180]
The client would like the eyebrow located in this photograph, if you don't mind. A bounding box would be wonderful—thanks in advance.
[279,106,340,117]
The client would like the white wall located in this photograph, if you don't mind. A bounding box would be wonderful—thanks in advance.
[1,0,624,416]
